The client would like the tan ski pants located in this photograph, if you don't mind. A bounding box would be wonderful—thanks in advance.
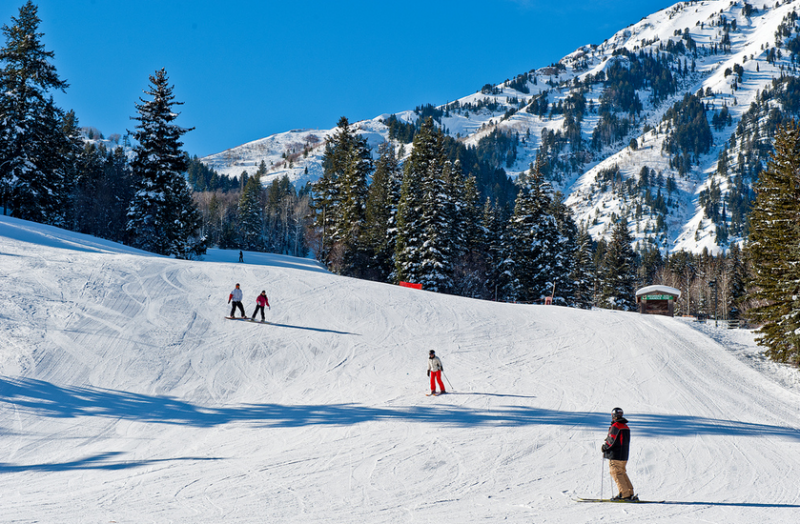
[609,460,634,498]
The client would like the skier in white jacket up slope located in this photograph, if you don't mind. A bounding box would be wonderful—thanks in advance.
[228,283,246,318]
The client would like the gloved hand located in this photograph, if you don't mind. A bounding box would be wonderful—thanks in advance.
[427,370,430,377]
[601,444,609,452]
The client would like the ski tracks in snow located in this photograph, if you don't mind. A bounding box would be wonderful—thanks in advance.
[3,222,800,522]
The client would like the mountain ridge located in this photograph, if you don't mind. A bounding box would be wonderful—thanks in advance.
[201,0,800,255]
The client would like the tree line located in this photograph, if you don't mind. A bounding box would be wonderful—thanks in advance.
[192,164,312,257]
[309,116,648,309]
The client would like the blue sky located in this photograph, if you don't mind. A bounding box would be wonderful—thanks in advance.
[2,0,675,157]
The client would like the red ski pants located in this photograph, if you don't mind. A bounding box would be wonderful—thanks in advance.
[430,370,445,392]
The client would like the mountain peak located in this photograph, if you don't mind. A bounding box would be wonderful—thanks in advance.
[202,0,800,255]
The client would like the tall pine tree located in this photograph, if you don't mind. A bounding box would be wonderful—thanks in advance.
[126,68,204,257]
[238,174,264,251]
[599,218,637,310]
[364,141,400,281]
[500,158,567,303]
[311,116,371,275]
[746,120,800,364]
[452,173,486,297]
[480,197,504,300]
[395,117,456,292]
[548,191,578,304]
[571,226,595,309]
[0,1,73,224]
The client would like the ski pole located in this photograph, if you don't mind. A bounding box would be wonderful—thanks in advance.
[600,456,605,500]
[442,372,454,392]
[609,467,615,499]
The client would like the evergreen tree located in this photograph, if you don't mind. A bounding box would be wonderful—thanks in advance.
[238,174,264,251]
[338,131,371,274]
[101,146,134,242]
[169,170,206,258]
[496,225,521,301]
[500,158,563,302]
[126,68,204,257]
[480,197,504,300]
[395,118,436,284]
[264,174,289,253]
[394,164,422,284]
[418,155,457,293]
[548,191,578,304]
[0,1,72,224]
[394,117,454,291]
[637,245,664,288]
[746,120,800,364]
[599,218,638,310]
[726,243,747,319]
[70,142,107,235]
[311,116,371,275]
[571,227,595,309]
[60,109,84,219]
[452,173,487,297]
[364,141,400,281]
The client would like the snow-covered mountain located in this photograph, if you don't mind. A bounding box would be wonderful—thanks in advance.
[2,214,800,522]
[202,0,800,255]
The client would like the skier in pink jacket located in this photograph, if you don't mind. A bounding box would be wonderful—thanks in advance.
[251,290,270,321]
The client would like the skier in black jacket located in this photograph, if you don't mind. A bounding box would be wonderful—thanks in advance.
[601,407,637,501]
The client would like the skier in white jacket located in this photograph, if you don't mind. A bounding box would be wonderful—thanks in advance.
[427,350,446,395]
[227,283,246,318]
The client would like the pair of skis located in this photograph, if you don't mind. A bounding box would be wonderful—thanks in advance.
[575,497,664,504]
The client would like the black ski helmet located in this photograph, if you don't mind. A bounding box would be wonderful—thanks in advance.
[429,350,435,357]
[611,407,624,420]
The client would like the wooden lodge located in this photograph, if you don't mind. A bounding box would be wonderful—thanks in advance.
[636,285,681,317]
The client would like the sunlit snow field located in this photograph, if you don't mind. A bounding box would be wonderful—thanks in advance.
[1,214,799,523]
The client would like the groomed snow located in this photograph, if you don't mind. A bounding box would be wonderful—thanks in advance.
[1,214,799,523]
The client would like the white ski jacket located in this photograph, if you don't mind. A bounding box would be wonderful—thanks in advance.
[427,356,443,372]
[230,288,243,302]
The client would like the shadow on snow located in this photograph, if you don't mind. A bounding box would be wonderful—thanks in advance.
[263,322,358,335]
[659,500,800,508]
[0,451,219,473]
[1,378,798,441]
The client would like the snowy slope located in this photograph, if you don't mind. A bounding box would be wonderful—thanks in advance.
[201,0,800,255]
[1,215,799,522]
